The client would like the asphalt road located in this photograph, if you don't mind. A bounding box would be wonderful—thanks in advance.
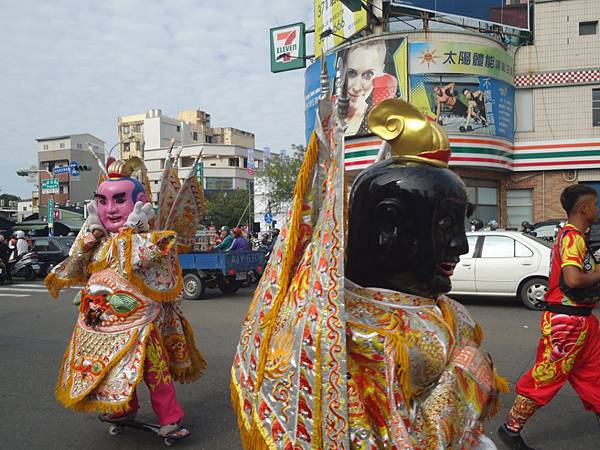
[0,281,598,450]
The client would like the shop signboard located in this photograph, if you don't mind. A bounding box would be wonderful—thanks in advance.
[314,0,367,58]
[390,0,530,31]
[270,22,306,73]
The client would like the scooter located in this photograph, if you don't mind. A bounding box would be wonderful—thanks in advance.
[10,252,44,281]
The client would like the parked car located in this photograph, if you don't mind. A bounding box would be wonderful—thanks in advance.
[530,219,565,242]
[449,230,551,310]
[30,236,75,275]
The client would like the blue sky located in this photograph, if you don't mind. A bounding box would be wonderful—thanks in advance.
[0,0,313,197]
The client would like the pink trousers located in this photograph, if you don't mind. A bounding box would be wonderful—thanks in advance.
[115,329,184,425]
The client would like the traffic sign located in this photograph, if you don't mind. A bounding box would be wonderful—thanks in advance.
[70,161,80,178]
[41,179,59,194]
[264,212,273,224]
[53,166,71,175]
[195,161,204,187]
[47,199,55,227]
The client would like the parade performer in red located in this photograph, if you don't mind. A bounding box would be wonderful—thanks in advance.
[46,152,206,442]
[499,184,600,450]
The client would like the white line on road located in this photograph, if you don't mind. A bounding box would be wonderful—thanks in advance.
[0,288,48,292]
[0,293,29,297]
[3,283,46,288]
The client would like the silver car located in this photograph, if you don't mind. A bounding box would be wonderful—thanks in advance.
[450,230,551,310]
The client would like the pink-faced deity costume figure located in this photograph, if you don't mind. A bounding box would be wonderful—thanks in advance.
[46,156,206,438]
[231,61,507,450]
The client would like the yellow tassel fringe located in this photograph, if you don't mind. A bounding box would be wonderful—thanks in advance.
[169,316,208,384]
[254,132,319,385]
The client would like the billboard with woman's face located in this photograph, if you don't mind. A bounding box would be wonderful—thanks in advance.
[338,38,408,137]
[304,36,513,143]
[304,37,408,142]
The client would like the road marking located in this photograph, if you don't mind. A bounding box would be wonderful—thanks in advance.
[0,287,48,292]
[0,293,29,297]
[5,283,46,288]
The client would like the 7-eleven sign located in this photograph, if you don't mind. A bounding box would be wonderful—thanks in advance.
[270,22,306,73]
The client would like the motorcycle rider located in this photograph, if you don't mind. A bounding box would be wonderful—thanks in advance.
[0,235,11,283]
[15,230,29,257]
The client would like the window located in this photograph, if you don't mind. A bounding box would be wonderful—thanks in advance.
[76,143,83,149]
[464,236,479,258]
[43,144,48,150]
[136,141,143,151]
[481,236,515,258]
[33,239,50,251]
[465,184,498,227]
[206,136,213,143]
[59,184,69,194]
[228,158,239,167]
[515,241,533,257]
[59,143,65,149]
[122,126,130,134]
[515,89,533,132]
[192,132,198,141]
[180,156,194,168]
[507,189,533,228]
[205,177,233,189]
[176,125,181,132]
[593,89,600,127]
[123,142,130,152]
[579,21,598,36]
[243,157,248,168]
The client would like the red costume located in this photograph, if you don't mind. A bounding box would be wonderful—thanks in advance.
[510,224,600,426]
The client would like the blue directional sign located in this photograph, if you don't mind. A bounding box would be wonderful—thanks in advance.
[53,166,71,175]
[264,212,273,224]
[70,161,80,177]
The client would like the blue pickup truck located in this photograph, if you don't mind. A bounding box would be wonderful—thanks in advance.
[179,250,265,300]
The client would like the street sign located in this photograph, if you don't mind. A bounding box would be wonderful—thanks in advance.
[195,161,204,187]
[47,199,55,228]
[70,161,80,179]
[264,212,273,224]
[41,179,59,194]
[53,166,71,175]
[53,210,60,220]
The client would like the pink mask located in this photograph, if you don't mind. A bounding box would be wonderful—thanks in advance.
[96,179,147,233]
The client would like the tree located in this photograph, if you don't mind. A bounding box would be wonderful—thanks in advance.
[257,144,305,214]
[201,189,251,228]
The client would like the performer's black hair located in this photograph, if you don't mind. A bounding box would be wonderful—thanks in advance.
[560,184,597,215]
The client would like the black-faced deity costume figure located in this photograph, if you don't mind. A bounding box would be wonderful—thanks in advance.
[231,75,506,448]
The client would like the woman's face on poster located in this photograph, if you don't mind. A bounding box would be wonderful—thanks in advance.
[345,46,385,108]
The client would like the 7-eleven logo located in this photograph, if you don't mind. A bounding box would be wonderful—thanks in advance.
[276,29,298,62]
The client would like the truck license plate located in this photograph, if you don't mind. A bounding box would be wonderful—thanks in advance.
[235,273,247,281]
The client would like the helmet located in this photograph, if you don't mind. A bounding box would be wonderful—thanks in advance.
[220,226,230,232]
[470,219,483,231]
[487,220,499,231]
[15,230,25,239]
[521,221,533,231]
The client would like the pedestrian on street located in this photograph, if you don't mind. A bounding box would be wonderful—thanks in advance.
[0,235,12,282]
[499,184,600,450]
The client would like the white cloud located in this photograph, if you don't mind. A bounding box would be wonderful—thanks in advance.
[0,0,314,197]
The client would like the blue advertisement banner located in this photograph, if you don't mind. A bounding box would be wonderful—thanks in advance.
[409,73,514,141]
[304,54,336,144]
[390,0,530,31]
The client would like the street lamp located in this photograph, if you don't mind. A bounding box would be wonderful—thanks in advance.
[17,168,56,236]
